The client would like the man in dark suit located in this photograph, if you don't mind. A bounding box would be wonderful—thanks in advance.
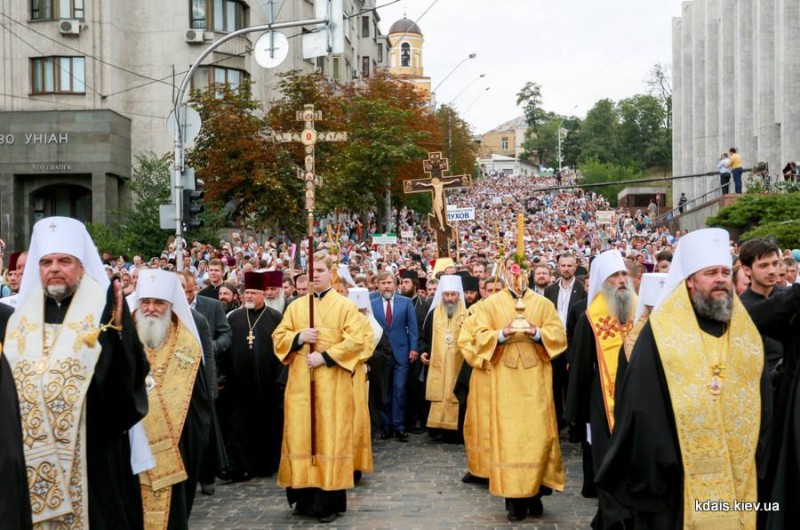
[180,272,233,495]
[371,271,419,442]
[543,252,586,432]
[399,270,430,434]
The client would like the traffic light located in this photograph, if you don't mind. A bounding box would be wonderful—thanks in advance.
[182,177,204,230]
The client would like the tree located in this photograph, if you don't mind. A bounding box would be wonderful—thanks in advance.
[617,94,670,168]
[707,193,800,247]
[646,63,672,131]
[516,82,549,164]
[87,153,173,258]
[189,78,305,239]
[577,158,641,204]
[577,99,620,164]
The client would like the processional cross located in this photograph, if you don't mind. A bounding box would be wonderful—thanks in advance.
[403,152,472,257]
[273,103,347,467]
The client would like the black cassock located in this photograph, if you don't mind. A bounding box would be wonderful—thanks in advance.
[565,311,628,528]
[595,316,725,530]
[0,302,32,530]
[223,306,283,478]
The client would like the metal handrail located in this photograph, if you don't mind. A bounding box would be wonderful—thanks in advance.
[655,185,727,225]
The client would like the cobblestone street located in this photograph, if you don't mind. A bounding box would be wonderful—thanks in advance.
[190,432,596,529]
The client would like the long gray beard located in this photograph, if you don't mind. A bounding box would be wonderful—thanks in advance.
[444,302,457,319]
[264,296,284,314]
[136,308,173,349]
[602,279,634,324]
[690,286,733,322]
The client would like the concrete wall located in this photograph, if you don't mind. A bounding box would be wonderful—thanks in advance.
[672,0,799,206]
[0,110,131,248]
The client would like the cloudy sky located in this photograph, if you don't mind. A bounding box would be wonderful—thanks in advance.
[375,0,685,134]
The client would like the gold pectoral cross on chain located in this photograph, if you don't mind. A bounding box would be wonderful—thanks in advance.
[247,331,255,349]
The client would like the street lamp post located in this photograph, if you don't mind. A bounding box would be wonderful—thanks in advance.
[449,73,485,106]
[431,52,476,109]
[464,86,490,115]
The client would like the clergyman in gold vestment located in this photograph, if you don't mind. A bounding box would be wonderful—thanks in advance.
[597,228,763,530]
[459,257,567,521]
[273,252,367,524]
[420,275,467,433]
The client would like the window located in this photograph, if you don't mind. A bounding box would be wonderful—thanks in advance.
[377,42,383,63]
[194,66,248,94]
[31,56,85,94]
[501,137,509,150]
[401,43,410,67]
[31,0,84,20]
[362,56,370,79]
[190,0,246,32]
[316,56,325,75]
[361,16,370,38]
[332,57,340,81]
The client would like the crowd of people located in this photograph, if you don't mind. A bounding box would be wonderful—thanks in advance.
[1,170,799,529]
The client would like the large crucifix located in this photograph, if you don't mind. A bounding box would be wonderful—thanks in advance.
[273,103,346,466]
[404,151,472,257]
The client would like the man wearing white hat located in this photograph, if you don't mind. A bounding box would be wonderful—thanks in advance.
[623,272,667,360]
[133,268,210,529]
[419,275,468,437]
[3,217,148,529]
[565,249,636,526]
[597,228,764,529]
[460,256,567,521]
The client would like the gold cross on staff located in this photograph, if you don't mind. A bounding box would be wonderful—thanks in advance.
[273,104,347,236]
[403,151,472,258]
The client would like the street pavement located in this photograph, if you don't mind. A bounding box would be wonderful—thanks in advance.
[190,431,597,529]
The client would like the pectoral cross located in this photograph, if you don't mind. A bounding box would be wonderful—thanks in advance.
[273,104,347,236]
[247,330,255,349]
[403,152,472,257]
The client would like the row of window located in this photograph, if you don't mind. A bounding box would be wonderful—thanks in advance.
[31,0,247,32]
[29,56,245,95]
[31,1,383,41]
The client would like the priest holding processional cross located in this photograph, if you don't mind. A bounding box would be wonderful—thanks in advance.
[272,103,370,524]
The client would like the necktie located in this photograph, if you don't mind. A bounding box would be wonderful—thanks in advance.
[385,299,393,327]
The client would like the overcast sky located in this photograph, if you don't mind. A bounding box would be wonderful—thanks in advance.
[375,0,684,135]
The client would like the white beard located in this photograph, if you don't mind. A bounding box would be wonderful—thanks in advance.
[602,279,635,324]
[243,302,255,310]
[136,308,173,349]
[444,302,457,318]
[264,295,285,314]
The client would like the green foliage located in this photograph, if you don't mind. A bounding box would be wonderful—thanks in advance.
[577,159,642,204]
[706,193,800,247]
[86,222,128,258]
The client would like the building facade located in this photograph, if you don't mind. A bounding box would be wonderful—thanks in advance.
[0,0,384,249]
[478,116,527,160]
[672,0,800,205]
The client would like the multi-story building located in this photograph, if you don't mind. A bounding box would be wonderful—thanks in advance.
[671,0,800,205]
[0,0,384,249]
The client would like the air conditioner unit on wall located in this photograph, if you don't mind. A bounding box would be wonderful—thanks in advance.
[59,19,81,35]
[185,29,204,43]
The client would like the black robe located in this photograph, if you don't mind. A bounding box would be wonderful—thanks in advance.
[405,295,430,430]
[0,303,32,530]
[565,310,628,527]
[36,287,149,529]
[597,286,800,530]
[222,305,283,478]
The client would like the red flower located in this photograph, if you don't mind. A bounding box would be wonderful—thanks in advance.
[510,264,521,275]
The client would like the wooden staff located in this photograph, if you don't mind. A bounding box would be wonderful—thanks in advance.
[307,227,317,466]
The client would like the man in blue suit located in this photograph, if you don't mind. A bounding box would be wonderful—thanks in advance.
[371,271,419,442]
